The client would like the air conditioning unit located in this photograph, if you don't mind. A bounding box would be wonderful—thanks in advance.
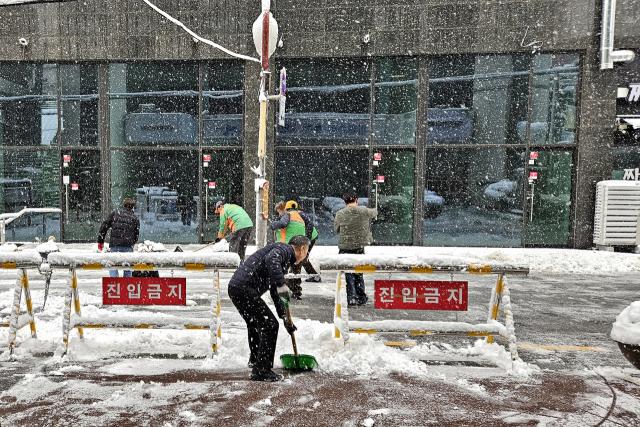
[593,180,640,249]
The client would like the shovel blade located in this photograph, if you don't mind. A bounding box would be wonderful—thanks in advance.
[280,354,319,371]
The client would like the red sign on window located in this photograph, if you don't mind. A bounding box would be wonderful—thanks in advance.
[71,183,79,190]
[203,154,211,162]
[63,155,71,162]
[529,152,538,159]
[529,172,538,179]
[377,175,385,183]
[102,278,186,305]
[208,181,216,189]
[374,280,468,311]
[374,153,382,161]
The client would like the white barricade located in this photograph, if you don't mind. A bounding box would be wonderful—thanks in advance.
[47,252,240,357]
[312,254,528,362]
[0,251,43,354]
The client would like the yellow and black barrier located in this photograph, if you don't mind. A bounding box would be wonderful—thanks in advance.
[47,252,240,357]
[317,254,528,363]
[0,252,43,354]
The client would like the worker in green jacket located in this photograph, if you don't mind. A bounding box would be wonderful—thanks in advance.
[215,201,253,263]
[270,200,320,299]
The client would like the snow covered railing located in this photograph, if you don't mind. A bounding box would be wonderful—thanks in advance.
[327,255,527,366]
[0,252,42,355]
[47,252,240,270]
[56,252,239,357]
[316,253,529,275]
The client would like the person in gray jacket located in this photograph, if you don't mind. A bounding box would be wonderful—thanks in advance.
[333,192,377,306]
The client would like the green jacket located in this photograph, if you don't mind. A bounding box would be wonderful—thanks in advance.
[218,204,253,238]
[333,205,377,250]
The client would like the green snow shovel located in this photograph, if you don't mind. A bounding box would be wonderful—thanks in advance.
[279,296,319,371]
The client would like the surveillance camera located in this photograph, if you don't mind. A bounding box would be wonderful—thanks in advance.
[18,37,28,47]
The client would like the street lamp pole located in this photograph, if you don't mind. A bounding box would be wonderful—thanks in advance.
[252,0,279,249]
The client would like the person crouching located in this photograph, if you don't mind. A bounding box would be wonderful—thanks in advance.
[227,235,310,382]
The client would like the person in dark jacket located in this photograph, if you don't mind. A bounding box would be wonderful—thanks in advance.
[97,198,140,278]
[228,235,310,382]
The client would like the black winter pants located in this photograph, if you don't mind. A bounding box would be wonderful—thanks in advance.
[228,286,279,370]
[229,227,252,263]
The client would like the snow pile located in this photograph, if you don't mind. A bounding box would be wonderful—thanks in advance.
[0,243,18,252]
[137,240,167,252]
[35,240,59,253]
[0,251,43,264]
[611,301,640,345]
[196,238,229,253]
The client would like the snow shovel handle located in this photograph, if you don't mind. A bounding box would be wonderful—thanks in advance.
[285,305,298,358]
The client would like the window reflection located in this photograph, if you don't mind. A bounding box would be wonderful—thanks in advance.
[374,58,418,146]
[202,62,244,146]
[276,59,371,147]
[63,151,101,240]
[428,55,529,145]
[275,149,368,244]
[0,150,60,241]
[371,150,415,243]
[109,63,199,147]
[0,64,59,147]
[424,147,523,246]
[530,54,579,144]
[111,150,197,243]
[61,64,99,147]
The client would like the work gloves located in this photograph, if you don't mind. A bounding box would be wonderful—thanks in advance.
[97,243,104,251]
[282,318,297,335]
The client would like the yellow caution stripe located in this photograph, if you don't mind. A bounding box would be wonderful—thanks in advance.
[134,263,154,271]
[354,329,377,334]
[186,263,205,271]
[467,331,490,337]
[518,343,608,352]
[384,341,417,347]
[411,266,433,274]
[1,262,16,269]
[355,265,376,273]
[185,325,206,330]
[2,322,10,327]
[410,330,434,335]
[83,263,102,270]
[469,264,491,274]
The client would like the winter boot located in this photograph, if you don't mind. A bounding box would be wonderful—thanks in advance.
[250,367,283,382]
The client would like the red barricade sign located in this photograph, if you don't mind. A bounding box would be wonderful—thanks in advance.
[102,278,186,305]
[374,280,468,311]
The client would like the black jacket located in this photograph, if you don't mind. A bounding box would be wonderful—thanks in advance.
[228,242,296,318]
[97,208,140,248]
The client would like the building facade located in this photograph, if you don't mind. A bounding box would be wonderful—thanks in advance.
[0,0,638,247]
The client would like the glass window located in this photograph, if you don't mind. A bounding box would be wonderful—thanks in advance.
[371,150,415,243]
[428,55,529,145]
[62,150,101,241]
[424,147,524,246]
[275,149,368,244]
[202,61,244,147]
[0,64,59,147]
[61,64,99,147]
[0,150,60,241]
[111,150,197,243]
[276,58,371,147]
[530,54,579,145]
[374,58,418,146]
[109,63,198,147]
[202,150,244,242]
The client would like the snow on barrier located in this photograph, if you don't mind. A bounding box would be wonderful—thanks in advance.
[316,254,529,363]
[47,252,240,357]
[0,251,43,354]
